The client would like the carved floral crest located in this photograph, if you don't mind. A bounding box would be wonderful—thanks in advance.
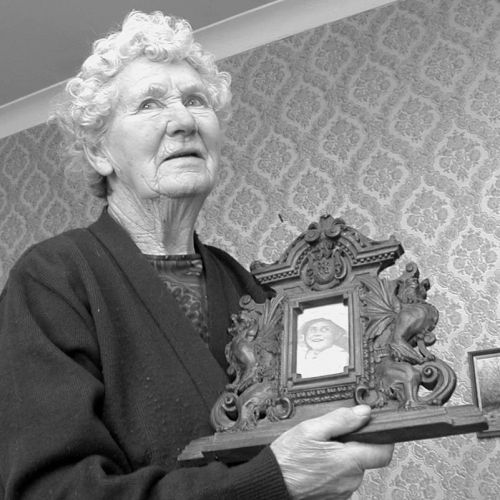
[301,216,347,290]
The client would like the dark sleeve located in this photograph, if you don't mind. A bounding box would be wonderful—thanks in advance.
[0,248,289,500]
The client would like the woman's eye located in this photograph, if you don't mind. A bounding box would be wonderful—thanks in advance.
[138,98,162,111]
[184,95,209,108]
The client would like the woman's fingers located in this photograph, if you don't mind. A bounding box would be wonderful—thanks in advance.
[296,405,372,441]
[270,406,395,499]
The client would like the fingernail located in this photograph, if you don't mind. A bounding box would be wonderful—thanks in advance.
[352,405,371,417]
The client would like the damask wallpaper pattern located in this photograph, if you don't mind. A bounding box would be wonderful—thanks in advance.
[0,0,499,497]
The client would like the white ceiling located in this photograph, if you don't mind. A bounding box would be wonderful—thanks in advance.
[0,0,274,108]
[0,0,398,139]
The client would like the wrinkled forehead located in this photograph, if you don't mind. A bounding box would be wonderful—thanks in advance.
[113,57,207,101]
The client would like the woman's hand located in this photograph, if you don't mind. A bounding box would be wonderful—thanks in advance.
[270,405,394,500]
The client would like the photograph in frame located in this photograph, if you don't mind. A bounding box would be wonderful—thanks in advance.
[469,348,500,438]
[295,303,349,379]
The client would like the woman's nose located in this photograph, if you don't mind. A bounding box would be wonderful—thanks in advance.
[165,104,197,136]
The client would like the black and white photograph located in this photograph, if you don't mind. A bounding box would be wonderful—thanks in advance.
[296,303,349,378]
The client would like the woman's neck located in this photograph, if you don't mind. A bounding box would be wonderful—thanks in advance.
[107,186,205,256]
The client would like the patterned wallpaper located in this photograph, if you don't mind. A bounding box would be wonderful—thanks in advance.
[0,0,499,497]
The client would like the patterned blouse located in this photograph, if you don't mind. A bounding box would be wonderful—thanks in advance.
[145,254,209,345]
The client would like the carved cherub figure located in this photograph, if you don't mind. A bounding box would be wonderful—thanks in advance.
[211,295,292,432]
[389,274,439,365]
[358,263,455,409]
[225,311,259,392]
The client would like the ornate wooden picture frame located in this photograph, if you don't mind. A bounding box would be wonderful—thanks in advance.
[179,216,487,465]
[468,348,500,438]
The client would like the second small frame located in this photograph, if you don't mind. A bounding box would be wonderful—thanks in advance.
[468,348,500,438]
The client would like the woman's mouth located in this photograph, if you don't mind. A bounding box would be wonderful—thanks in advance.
[165,148,203,161]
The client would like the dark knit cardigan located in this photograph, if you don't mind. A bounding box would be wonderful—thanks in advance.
[0,211,289,500]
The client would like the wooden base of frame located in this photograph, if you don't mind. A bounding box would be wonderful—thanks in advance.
[178,405,487,466]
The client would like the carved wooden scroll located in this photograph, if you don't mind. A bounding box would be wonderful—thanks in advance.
[179,216,487,464]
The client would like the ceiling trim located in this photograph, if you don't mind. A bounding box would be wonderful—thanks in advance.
[0,0,397,140]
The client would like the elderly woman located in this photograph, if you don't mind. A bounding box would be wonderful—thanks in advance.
[0,11,393,500]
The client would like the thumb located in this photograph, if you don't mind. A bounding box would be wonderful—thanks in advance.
[300,405,372,441]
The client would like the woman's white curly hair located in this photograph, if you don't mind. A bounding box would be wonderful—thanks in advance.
[51,10,232,198]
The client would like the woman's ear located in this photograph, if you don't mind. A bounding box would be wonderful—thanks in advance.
[84,144,114,176]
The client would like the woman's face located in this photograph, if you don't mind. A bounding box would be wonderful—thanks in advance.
[304,320,337,352]
[99,58,221,200]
